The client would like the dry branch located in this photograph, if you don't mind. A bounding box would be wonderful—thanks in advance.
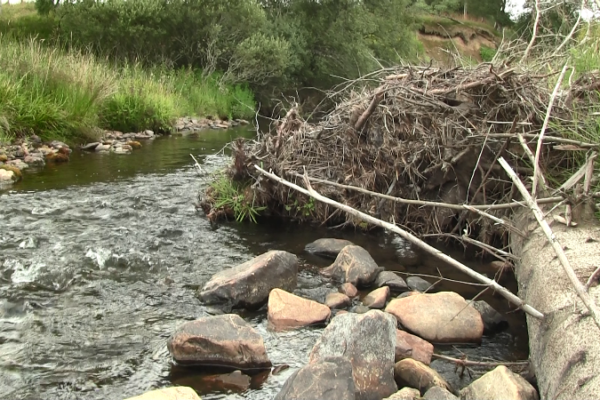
[432,353,530,368]
[499,157,600,331]
[255,164,544,320]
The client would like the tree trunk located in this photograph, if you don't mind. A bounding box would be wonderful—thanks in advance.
[511,202,600,400]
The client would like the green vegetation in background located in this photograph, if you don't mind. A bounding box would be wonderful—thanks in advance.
[0,36,255,144]
[479,45,496,62]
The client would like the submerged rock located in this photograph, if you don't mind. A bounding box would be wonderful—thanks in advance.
[274,356,355,400]
[460,365,538,400]
[309,310,398,400]
[406,276,433,292]
[268,288,331,330]
[125,386,200,400]
[385,292,484,343]
[394,358,452,395]
[304,238,354,259]
[325,292,351,309]
[375,271,409,292]
[320,245,381,288]
[395,329,434,365]
[199,250,298,308]
[363,286,389,309]
[469,300,508,333]
[200,370,251,392]
[167,314,272,369]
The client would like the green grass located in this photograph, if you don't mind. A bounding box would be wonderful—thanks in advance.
[0,36,256,144]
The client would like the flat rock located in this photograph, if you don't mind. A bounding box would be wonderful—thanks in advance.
[304,238,354,259]
[268,289,331,330]
[384,387,421,400]
[375,271,409,292]
[423,386,458,400]
[469,300,508,333]
[363,286,389,309]
[460,365,538,400]
[385,292,484,343]
[396,329,434,365]
[167,314,271,369]
[325,292,351,309]
[23,154,45,166]
[124,386,200,400]
[340,282,358,298]
[406,276,433,292]
[274,356,355,400]
[309,310,397,400]
[394,359,452,395]
[199,250,298,308]
[320,245,381,288]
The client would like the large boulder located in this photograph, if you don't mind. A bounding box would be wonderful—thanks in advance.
[375,271,409,293]
[395,329,434,365]
[460,365,539,400]
[385,292,484,343]
[167,314,271,369]
[124,387,200,400]
[320,245,381,288]
[309,310,398,400]
[274,356,355,400]
[394,359,452,395]
[199,251,298,308]
[305,238,354,259]
[268,288,331,330]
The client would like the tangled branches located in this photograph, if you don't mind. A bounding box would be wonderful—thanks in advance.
[202,63,600,246]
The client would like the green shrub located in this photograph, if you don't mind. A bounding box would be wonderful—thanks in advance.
[480,45,496,62]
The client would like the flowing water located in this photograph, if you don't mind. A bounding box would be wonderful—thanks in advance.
[0,129,529,400]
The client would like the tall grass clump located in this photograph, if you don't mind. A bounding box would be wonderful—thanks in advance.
[0,36,116,142]
[0,36,256,143]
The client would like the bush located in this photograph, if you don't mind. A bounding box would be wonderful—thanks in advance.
[480,45,496,62]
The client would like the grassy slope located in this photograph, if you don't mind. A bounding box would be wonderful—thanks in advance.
[0,4,255,144]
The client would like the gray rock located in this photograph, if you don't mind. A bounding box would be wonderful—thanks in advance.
[407,276,433,292]
[95,144,111,152]
[125,386,200,400]
[23,154,45,167]
[305,238,354,259]
[274,356,355,400]
[469,300,508,333]
[423,386,458,400]
[167,314,271,369]
[199,250,298,308]
[320,245,381,288]
[309,310,398,400]
[375,271,409,293]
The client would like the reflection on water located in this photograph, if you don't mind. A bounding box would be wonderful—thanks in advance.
[0,129,529,400]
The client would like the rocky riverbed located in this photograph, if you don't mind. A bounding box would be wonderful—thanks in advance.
[147,240,538,400]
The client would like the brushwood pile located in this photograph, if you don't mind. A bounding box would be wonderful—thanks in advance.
[201,63,600,246]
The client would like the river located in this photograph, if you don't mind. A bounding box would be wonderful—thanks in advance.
[0,129,530,400]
